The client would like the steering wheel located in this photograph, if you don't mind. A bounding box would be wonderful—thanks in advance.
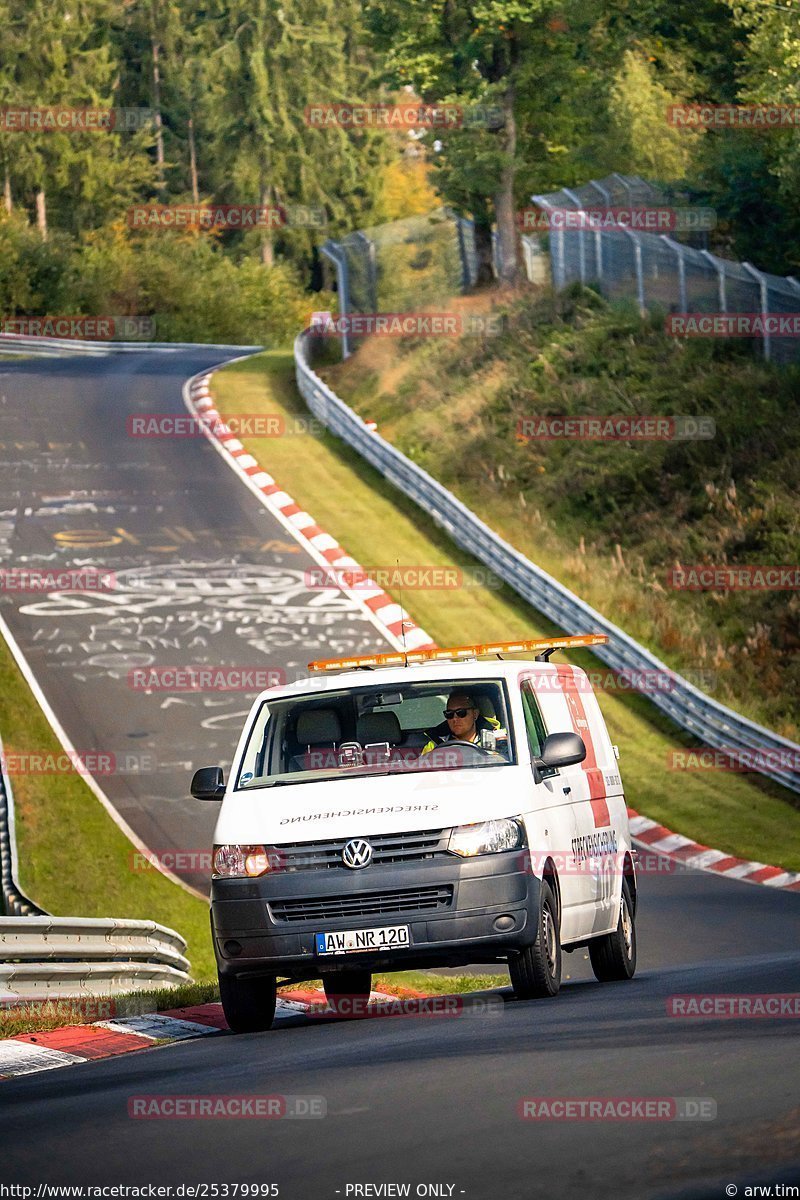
[443,739,500,759]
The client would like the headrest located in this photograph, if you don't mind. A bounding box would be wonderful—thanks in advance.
[477,694,497,721]
[296,709,342,746]
[357,711,402,746]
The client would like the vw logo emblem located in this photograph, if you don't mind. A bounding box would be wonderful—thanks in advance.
[342,838,373,869]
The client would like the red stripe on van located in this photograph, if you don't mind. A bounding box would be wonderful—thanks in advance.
[555,665,610,828]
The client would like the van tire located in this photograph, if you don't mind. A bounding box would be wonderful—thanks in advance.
[218,972,277,1033]
[589,879,637,982]
[323,971,372,1015]
[509,880,561,999]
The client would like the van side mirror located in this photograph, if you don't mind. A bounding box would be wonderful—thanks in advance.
[191,765,225,800]
[535,732,587,772]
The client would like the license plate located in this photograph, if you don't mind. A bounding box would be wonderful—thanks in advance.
[315,925,410,955]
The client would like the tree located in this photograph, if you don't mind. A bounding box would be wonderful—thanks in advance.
[364,0,562,286]
[202,0,390,269]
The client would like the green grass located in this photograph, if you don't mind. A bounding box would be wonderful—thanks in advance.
[0,633,216,979]
[323,288,800,740]
[213,349,800,872]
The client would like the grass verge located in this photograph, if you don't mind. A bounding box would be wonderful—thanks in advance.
[0,633,215,979]
[213,349,800,871]
[323,289,800,739]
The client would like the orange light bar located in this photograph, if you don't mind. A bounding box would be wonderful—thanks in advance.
[308,634,609,673]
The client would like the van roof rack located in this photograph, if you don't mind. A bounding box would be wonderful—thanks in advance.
[308,634,609,674]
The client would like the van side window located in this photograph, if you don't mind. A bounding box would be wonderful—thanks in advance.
[520,681,547,759]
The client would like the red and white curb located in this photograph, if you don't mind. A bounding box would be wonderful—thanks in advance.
[0,989,414,1079]
[628,807,800,891]
[184,371,435,655]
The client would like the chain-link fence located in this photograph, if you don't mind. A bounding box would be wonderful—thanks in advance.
[531,173,800,365]
[319,172,800,365]
[320,208,478,356]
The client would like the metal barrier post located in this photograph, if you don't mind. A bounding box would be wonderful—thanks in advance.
[743,262,770,361]
[563,188,586,284]
[320,240,352,359]
[587,179,612,283]
[353,230,378,313]
[622,229,646,313]
[662,237,687,312]
[701,251,727,313]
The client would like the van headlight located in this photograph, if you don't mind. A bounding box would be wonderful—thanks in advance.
[447,818,524,857]
[212,844,282,878]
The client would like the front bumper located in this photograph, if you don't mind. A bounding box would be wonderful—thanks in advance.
[212,851,539,978]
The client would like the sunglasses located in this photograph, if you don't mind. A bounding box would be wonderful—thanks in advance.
[444,707,473,719]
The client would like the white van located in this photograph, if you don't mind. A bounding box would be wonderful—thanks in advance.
[192,635,638,1032]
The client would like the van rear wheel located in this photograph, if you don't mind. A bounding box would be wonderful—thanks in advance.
[509,880,561,999]
[323,970,372,1015]
[589,879,637,982]
[218,972,277,1033]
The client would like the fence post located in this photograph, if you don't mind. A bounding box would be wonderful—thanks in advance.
[622,229,646,314]
[743,262,770,362]
[320,240,352,359]
[588,179,612,283]
[661,236,687,312]
[701,250,727,312]
[563,187,586,284]
[354,230,378,313]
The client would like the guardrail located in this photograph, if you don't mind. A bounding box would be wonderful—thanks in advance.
[0,333,263,356]
[0,917,191,999]
[293,329,800,795]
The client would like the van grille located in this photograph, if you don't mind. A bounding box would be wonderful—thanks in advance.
[273,829,448,871]
[269,886,453,924]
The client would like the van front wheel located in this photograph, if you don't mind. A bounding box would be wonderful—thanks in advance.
[218,972,277,1033]
[509,880,561,999]
[588,879,637,982]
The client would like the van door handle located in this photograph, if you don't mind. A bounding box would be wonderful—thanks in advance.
[563,786,571,795]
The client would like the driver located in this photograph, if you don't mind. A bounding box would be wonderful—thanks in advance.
[421,691,499,755]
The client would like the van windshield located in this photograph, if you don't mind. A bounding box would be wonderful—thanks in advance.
[236,678,516,789]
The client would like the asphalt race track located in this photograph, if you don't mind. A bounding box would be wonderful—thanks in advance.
[2,867,799,1197]
[0,348,394,890]
[0,349,798,1197]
